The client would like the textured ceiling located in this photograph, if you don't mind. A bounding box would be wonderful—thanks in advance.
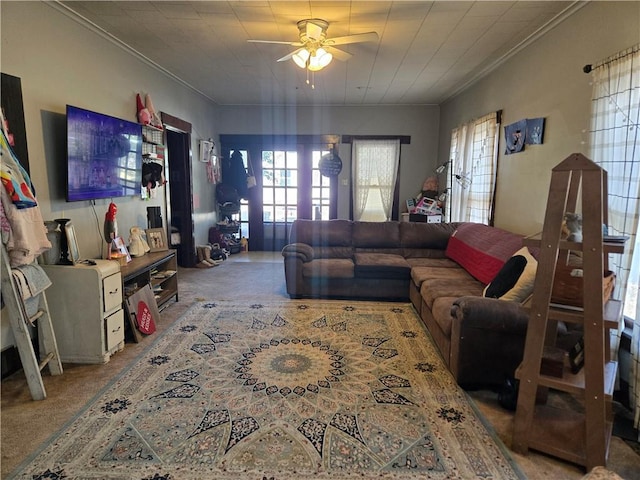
[57,1,580,106]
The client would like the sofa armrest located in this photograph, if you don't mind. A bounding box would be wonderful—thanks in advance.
[282,243,314,263]
[451,296,529,334]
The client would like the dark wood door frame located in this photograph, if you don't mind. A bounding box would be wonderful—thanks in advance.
[161,112,196,268]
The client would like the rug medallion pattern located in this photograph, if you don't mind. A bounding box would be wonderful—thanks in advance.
[12,301,523,479]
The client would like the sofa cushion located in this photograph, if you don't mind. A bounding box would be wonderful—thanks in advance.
[291,219,353,247]
[406,258,460,269]
[302,259,354,278]
[484,247,537,302]
[445,223,524,284]
[353,222,400,248]
[313,245,354,260]
[353,253,410,279]
[400,221,460,249]
[419,277,484,309]
[411,265,475,288]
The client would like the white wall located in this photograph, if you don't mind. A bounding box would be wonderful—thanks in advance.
[216,104,441,219]
[439,1,640,235]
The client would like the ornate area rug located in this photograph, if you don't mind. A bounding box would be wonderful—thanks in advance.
[11,300,524,479]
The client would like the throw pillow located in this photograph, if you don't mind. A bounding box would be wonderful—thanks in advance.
[483,247,538,302]
[483,255,527,299]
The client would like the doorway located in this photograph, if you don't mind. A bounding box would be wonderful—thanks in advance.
[161,113,196,268]
[220,135,339,252]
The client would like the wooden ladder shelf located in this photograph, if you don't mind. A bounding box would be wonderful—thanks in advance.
[1,245,63,400]
[512,153,624,470]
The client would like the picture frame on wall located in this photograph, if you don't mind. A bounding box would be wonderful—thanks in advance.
[146,228,168,252]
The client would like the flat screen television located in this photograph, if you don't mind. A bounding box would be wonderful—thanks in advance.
[66,105,142,202]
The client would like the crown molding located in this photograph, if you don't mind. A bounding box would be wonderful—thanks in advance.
[441,1,589,104]
[48,1,218,104]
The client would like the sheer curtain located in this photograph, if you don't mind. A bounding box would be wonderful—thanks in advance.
[588,44,640,435]
[352,139,400,221]
[447,112,500,224]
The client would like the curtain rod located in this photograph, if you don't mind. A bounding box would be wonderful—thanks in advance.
[583,44,639,73]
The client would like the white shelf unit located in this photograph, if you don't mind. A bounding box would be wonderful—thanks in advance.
[42,260,125,364]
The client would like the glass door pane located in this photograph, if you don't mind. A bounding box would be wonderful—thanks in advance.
[262,149,298,250]
[312,150,331,220]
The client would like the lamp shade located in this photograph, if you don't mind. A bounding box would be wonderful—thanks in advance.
[292,48,310,68]
[308,48,332,71]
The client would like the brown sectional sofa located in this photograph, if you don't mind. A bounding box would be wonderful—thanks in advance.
[282,219,577,388]
[282,219,460,300]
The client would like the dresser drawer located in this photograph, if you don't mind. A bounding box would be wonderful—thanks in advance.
[104,309,125,351]
[102,272,122,312]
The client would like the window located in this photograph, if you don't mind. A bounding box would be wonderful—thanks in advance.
[588,44,639,433]
[352,139,400,221]
[589,45,639,321]
[447,111,500,224]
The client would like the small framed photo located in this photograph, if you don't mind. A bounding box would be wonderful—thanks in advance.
[65,222,81,265]
[112,236,132,263]
[146,228,168,252]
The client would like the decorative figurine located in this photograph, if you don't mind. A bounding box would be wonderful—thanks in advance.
[128,226,150,257]
[104,202,118,259]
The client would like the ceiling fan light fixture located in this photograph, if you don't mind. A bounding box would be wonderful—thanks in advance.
[292,48,310,69]
[307,48,332,71]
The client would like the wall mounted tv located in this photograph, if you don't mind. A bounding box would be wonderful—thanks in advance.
[66,105,142,202]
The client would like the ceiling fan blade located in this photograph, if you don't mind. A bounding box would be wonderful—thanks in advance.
[325,46,352,62]
[248,39,304,46]
[324,32,379,46]
[277,47,305,63]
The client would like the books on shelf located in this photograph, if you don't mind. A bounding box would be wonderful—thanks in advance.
[151,270,176,280]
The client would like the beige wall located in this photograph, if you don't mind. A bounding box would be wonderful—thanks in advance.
[439,1,640,236]
[1,1,220,260]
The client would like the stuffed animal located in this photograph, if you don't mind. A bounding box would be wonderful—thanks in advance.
[563,212,583,242]
[421,175,439,199]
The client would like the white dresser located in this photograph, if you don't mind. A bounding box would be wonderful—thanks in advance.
[42,260,125,364]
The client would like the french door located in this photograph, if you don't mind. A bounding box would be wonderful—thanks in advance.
[220,135,338,252]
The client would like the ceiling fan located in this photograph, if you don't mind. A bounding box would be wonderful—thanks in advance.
[248,19,378,75]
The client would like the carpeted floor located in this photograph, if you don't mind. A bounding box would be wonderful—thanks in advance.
[2,252,639,479]
[7,300,524,479]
